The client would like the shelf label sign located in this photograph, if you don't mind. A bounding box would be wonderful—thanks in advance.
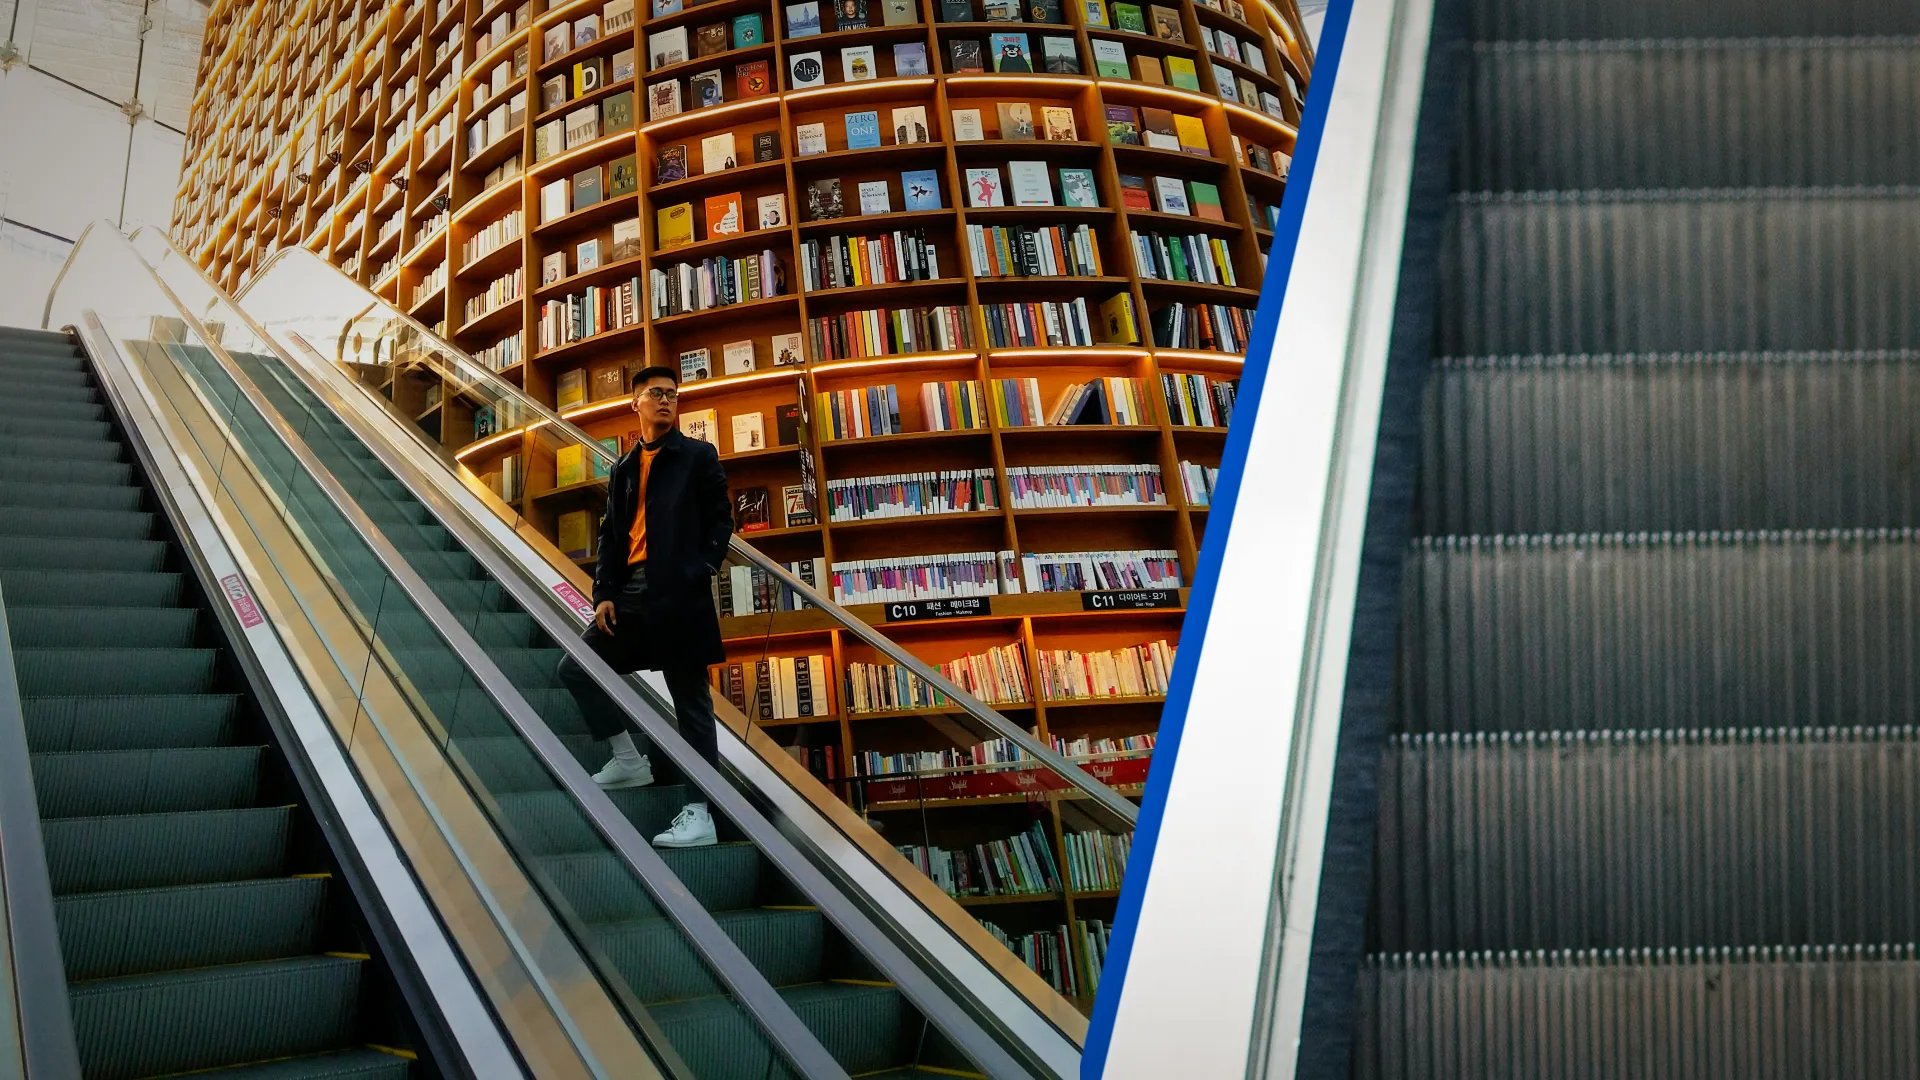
[1081,589,1179,611]
[220,574,265,629]
[884,596,991,622]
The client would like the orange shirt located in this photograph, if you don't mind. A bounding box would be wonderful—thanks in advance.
[627,446,662,565]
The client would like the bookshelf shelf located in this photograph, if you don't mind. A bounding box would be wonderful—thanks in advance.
[180,0,1308,1007]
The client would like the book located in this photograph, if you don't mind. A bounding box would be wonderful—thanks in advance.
[1112,2,1145,31]
[894,41,933,74]
[611,218,642,259]
[1173,113,1210,155]
[789,50,827,87]
[591,365,627,402]
[689,68,723,107]
[680,348,714,382]
[1140,107,1180,150]
[951,108,985,141]
[845,110,882,149]
[577,238,603,271]
[1132,53,1164,82]
[706,191,744,234]
[797,122,829,155]
[984,0,1022,18]
[653,0,681,13]
[965,167,1005,207]
[776,401,803,443]
[1082,0,1108,24]
[541,76,567,112]
[1059,167,1097,206]
[737,59,772,95]
[543,24,569,61]
[558,510,592,558]
[574,13,601,46]
[1188,180,1224,221]
[541,179,568,223]
[892,105,929,143]
[565,104,601,148]
[948,39,984,73]
[731,413,767,452]
[542,251,567,283]
[940,0,973,19]
[612,47,636,81]
[807,178,845,219]
[695,22,729,56]
[1165,55,1200,90]
[556,445,588,488]
[758,192,788,227]
[1148,3,1183,39]
[858,180,891,214]
[989,32,1033,72]
[1099,293,1138,343]
[574,58,606,96]
[771,333,805,367]
[649,26,689,69]
[602,91,635,133]
[536,118,566,160]
[1118,173,1151,210]
[605,0,636,33]
[557,368,588,410]
[1042,105,1077,141]
[733,486,773,531]
[680,407,719,444]
[754,130,781,161]
[1008,160,1053,206]
[1248,144,1273,172]
[1104,104,1140,143]
[571,166,603,211]
[655,143,689,183]
[648,79,683,119]
[1041,35,1079,73]
[657,201,695,246]
[786,1,823,35]
[1151,175,1189,214]
[607,154,639,196]
[996,102,1035,139]
[835,0,870,28]
[883,0,917,23]
[783,485,815,526]
[901,169,943,209]
[723,340,757,375]
[701,132,736,172]
[842,44,878,80]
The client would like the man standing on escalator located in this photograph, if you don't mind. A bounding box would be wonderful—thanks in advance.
[555,364,733,849]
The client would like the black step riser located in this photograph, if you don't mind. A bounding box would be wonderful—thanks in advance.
[1466,0,1920,40]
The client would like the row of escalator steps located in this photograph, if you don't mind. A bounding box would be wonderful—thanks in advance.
[0,328,415,1080]
[197,344,965,1079]
[1354,0,1920,1076]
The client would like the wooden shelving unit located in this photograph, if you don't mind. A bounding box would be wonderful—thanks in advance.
[176,0,1312,1009]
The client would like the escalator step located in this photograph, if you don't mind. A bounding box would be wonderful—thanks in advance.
[593,906,827,1003]
[492,785,691,852]
[33,746,264,818]
[1355,946,1920,1080]
[14,647,220,696]
[0,431,124,462]
[0,396,107,423]
[43,805,290,893]
[0,414,111,441]
[0,536,170,572]
[0,477,141,511]
[0,506,153,539]
[1437,190,1920,356]
[0,367,92,391]
[0,569,183,607]
[23,694,241,752]
[782,982,911,1076]
[1374,728,1920,953]
[1420,352,1920,535]
[9,606,200,649]
[1401,531,1920,733]
[1466,0,1920,39]
[57,877,328,980]
[1459,40,1920,193]
[469,611,540,648]
[68,955,364,1080]
[0,457,132,487]
[188,1049,413,1079]
[450,733,610,793]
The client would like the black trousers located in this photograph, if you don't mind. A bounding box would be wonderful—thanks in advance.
[555,568,719,767]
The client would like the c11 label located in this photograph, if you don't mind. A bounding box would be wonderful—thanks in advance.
[1081,589,1179,611]
[884,596,990,621]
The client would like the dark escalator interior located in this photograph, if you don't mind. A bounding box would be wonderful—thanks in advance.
[1348,0,1920,1076]
[0,327,425,1080]
[178,341,969,1080]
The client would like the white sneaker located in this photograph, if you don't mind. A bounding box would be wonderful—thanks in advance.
[652,803,716,848]
[593,756,655,789]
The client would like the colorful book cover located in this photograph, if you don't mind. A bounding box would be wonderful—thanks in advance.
[1187,180,1224,221]
[1118,173,1151,210]
[655,143,689,183]
[789,50,827,87]
[858,180,891,214]
[754,130,781,160]
[1059,167,1097,207]
[1091,39,1128,77]
[786,1,822,35]
[892,105,930,143]
[733,12,764,46]
[1082,0,1108,24]
[695,22,729,56]
[1041,35,1079,73]
[706,192,745,234]
[1165,55,1200,90]
[883,0,917,23]
[607,154,639,196]
[901,169,943,210]
[893,41,930,75]
[601,90,635,132]
[996,101,1035,139]
[835,0,870,28]
[690,69,724,107]
[1104,104,1140,143]
[1111,1,1145,30]
[807,178,846,219]
[1133,52,1165,82]
[965,167,1005,207]
[657,202,695,247]
[1042,105,1077,141]
[989,32,1033,71]
[948,39,985,73]
[845,110,883,149]
[736,59,772,96]
[1173,113,1211,155]
[841,45,878,81]
[1147,3,1183,40]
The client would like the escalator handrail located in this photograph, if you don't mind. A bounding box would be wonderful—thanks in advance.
[122,239,855,1080]
[0,582,83,1080]
[150,228,1047,1080]
[226,239,1138,834]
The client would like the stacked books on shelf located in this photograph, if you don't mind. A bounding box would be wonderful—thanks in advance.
[996,922,1081,997]
[1005,464,1165,508]
[1052,732,1156,757]
[413,261,448,308]
[938,642,1031,705]
[853,736,1034,776]
[831,550,1018,605]
[462,208,524,266]
[981,298,1105,348]
[463,267,524,325]
[966,223,1103,278]
[818,383,904,439]
[807,304,972,361]
[1020,549,1181,592]
[825,468,1000,522]
[924,380,989,431]
[1161,371,1237,426]
[713,556,829,617]
[798,229,942,291]
[538,278,645,351]
[901,822,1062,899]
[714,653,835,720]
[846,660,954,715]
[993,376,1148,426]
[1035,639,1176,700]
[1178,459,1220,504]
[1076,919,1111,995]
[1152,301,1253,352]
[1064,829,1132,891]
[1130,230,1237,286]
[650,250,784,317]
[777,742,842,783]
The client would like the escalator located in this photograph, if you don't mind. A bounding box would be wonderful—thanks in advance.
[1333,0,1920,1075]
[0,325,421,1080]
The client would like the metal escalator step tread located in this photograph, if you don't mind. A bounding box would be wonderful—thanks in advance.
[492,785,691,854]
[0,366,92,390]
[0,536,170,572]
[0,432,124,461]
[0,570,182,607]
[33,746,264,818]
[469,612,541,648]
[1466,0,1920,39]
[0,477,140,511]
[14,647,221,696]
[57,877,329,980]
[856,1070,986,1079]
[8,606,200,649]
[43,806,291,894]
[24,695,242,752]
[184,1049,414,1080]
[782,982,912,1075]
[0,397,106,423]
[0,506,153,539]
[0,414,112,441]
[0,457,132,487]
[592,907,828,1005]
[69,955,364,1080]
[449,733,609,793]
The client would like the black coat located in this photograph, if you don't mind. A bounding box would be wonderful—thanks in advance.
[591,428,733,669]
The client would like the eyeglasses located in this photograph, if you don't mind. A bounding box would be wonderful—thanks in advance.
[638,387,679,403]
